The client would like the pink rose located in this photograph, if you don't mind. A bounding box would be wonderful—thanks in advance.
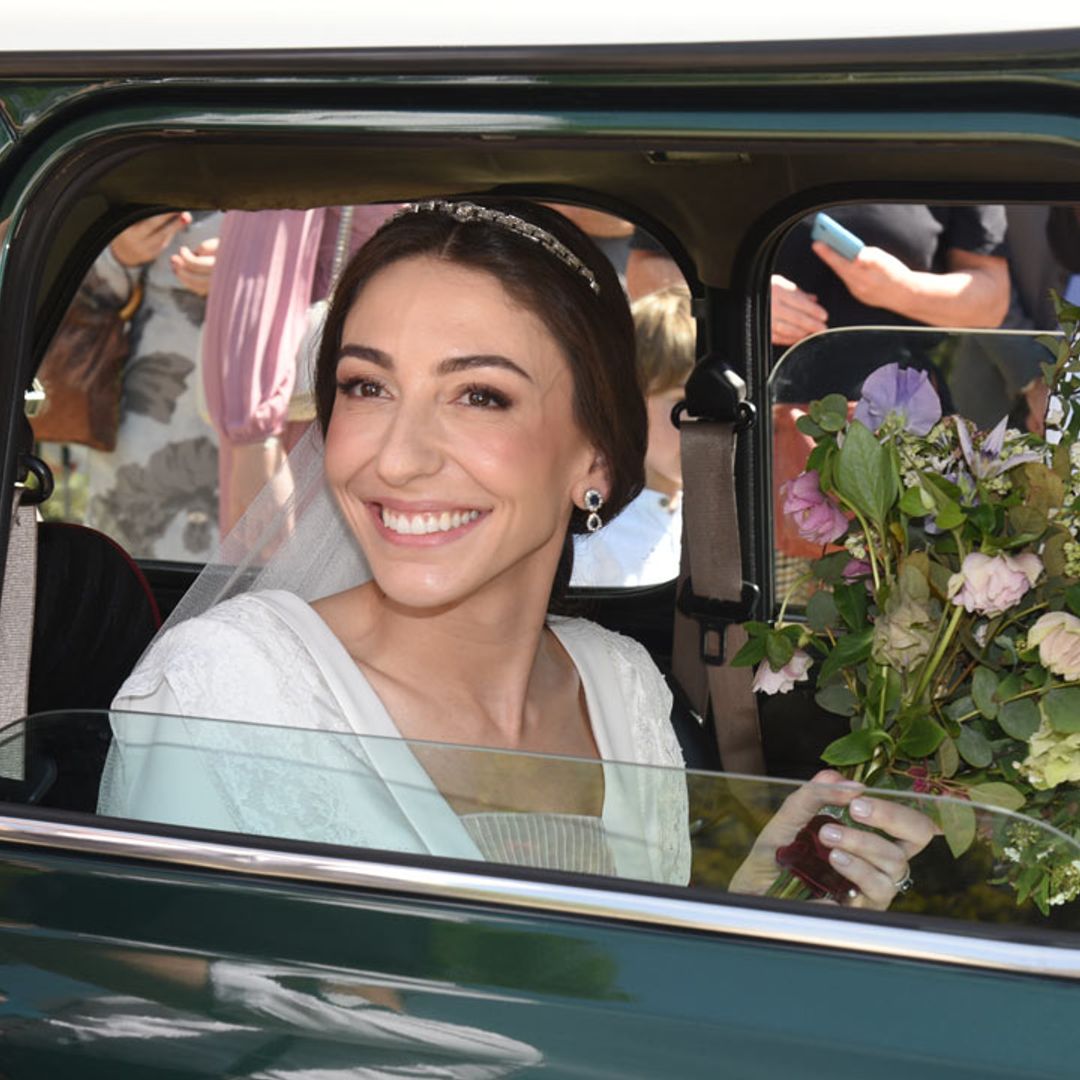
[1029,611,1080,681]
[781,470,848,546]
[752,649,813,695]
[947,552,1042,617]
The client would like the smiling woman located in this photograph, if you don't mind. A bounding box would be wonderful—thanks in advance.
[99,199,932,905]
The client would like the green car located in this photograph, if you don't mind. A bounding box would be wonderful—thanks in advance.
[2,14,1080,1078]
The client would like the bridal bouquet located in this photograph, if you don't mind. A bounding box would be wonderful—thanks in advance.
[738,304,1080,912]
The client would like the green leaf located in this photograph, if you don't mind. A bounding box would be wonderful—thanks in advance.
[765,632,795,671]
[810,551,852,587]
[939,800,977,858]
[932,497,965,532]
[834,420,897,524]
[730,635,766,668]
[810,393,849,433]
[815,683,858,717]
[937,736,960,778]
[997,698,1040,741]
[818,628,875,685]
[944,695,975,723]
[971,667,999,720]
[821,728,890,767]
[897,714,947,757]
[1043,688,1080,733]
[795,414,826,439]
[899,486,935,516]
[1067,584,1080,618]
[805,590,839,631]
[833,582,868,632]
[967,782,1026,812]
[955,724,993,768]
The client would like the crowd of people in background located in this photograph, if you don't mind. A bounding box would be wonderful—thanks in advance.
[31,199,1080,588]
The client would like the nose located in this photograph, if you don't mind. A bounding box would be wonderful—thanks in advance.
[374,396,444,486]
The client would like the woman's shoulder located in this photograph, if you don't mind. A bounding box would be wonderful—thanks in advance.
[114,590,330,718]
[550,616,683,768]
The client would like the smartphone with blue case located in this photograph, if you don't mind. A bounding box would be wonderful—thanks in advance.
[811,212,865,260]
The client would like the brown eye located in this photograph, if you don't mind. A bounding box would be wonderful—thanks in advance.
[461,384,511,409]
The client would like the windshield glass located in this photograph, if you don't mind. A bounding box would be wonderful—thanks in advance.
[4,709,1080,937]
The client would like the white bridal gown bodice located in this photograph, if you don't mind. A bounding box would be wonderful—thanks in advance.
[100,590,691,885]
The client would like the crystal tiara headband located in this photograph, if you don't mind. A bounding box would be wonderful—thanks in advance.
[391,200,601,296]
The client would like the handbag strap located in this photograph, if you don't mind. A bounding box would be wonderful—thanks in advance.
[672,413,765,775]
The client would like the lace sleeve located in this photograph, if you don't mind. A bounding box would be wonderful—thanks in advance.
[583,623,692,886]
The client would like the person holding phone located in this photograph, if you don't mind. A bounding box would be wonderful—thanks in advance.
[770,204,1010,347]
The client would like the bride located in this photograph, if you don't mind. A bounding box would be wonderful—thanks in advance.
[100,199,932,904]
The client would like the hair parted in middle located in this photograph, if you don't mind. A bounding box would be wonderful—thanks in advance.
[313,198,648,606]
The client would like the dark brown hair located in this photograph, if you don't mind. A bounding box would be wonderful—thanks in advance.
[314,199,645,605]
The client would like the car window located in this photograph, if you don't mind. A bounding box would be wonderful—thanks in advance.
[4,709,1080,938]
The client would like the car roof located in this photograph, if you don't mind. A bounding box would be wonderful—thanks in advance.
[5,0,1080,52]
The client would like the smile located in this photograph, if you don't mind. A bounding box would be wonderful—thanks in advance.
[376,505,484,537]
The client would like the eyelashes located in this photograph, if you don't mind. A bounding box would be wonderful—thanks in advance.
[335,377,513,410]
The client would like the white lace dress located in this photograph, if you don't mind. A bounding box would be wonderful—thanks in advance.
[101,590,690,886]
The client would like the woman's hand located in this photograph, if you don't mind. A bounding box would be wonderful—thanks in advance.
[110,211,192,267]
[729,770,938,910]
[770,273,828,346]
[171,236,219,296]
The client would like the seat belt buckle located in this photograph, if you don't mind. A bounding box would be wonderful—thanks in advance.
[677,580,760,665]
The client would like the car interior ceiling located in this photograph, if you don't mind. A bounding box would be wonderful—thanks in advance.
[12,121,1080,788]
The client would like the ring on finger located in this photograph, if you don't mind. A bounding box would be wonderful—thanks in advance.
[892,869,914,894]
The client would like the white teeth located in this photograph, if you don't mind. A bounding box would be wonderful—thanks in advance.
[380,507,481,535]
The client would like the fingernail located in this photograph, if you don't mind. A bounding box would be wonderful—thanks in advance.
[820,824,843,845]
[830,849,851,867]
[850,798,872,820]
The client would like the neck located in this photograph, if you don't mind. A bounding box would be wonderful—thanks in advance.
[644,467,681,501]
[329,568,564,747]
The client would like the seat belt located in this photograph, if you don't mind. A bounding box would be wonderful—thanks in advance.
[671,368,765,776]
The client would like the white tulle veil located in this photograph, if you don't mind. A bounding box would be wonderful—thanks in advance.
[160,424,370,635]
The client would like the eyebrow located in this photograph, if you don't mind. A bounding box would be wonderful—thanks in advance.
[338,344,533,383]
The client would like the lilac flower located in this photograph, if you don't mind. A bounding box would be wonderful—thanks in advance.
[853,364,942,437]
[781,471,848,546]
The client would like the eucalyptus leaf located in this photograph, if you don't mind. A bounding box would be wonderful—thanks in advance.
[939,800,977,858]
[997,697,1040,740]
[967,781,1026,812]
[971,667,999,720]
[810,393,849,433]
[1043,688,1080,734]
[937,736,960,778]
[945,696,975,723]
[796,415,826,439]
[956,724,993,768]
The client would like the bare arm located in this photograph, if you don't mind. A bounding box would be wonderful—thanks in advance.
[813,242,1010,329]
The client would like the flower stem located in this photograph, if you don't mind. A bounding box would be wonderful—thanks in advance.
[911,603,965,707]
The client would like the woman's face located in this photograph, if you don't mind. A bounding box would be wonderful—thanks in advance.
[325,254,606,613]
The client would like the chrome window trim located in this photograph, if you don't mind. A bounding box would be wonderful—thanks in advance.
[2,812,1077,980]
